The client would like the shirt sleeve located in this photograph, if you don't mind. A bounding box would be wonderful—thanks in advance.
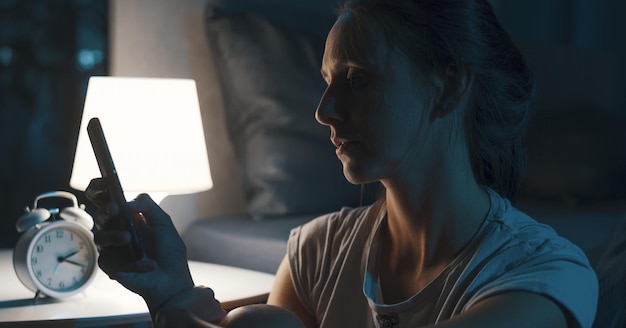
[287,215,330,316]
[287,207,370,319]
[466,239,599,328]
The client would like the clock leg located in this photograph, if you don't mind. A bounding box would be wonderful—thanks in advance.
[34,290,43,304]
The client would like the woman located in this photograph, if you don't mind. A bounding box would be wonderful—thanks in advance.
[89,0,598,327]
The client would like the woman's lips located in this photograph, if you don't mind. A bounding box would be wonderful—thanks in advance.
[332,137,353,149]
[333,138,356,154]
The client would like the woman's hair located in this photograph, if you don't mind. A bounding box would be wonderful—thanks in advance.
[340,0,535,198]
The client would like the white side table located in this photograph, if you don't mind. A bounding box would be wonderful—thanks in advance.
[0,249,275,327]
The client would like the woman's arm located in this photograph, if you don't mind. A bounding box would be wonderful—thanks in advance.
[267,256,317,328]
[267,255,571,328]
[425,291,570,328]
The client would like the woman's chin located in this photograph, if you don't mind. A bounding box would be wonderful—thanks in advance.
[342,165,379,185]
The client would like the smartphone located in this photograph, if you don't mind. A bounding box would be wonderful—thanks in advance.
[87,117,144,263]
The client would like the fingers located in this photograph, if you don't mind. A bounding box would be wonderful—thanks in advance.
[85,178,109,208]
[91,192,173,229]
[99,253,157,276]
[95,228,156,276]
[94,230,130,250]
[93,202,120,230]
[128,194,174,228]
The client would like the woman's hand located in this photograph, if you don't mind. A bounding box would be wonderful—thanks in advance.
[86,178,194,312]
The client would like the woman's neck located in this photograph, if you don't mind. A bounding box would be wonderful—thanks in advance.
[380,147,490,272]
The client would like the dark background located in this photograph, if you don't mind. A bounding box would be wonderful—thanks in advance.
[1,0,108,248]
[1,0,625,249]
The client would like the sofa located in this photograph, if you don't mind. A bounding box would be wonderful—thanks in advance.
[110,0,625,326]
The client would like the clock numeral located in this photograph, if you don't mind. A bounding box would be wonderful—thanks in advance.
[44,235,51,243]
[59,281,65,289]
[56,230,64,239]
[36,270,42,277]
[72,276,78,286]
[47,278,52,286]
[35,245,43,253]
[70,233,74,241]
[31,257,38,265]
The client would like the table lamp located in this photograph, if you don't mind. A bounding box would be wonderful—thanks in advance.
[70,76,213,204]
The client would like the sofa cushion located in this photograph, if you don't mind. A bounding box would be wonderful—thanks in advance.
[183,214,316,273]
[204,7,365,220]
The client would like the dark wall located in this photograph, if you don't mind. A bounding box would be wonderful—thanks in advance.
[0,0,108,248]
[490,0,626,116]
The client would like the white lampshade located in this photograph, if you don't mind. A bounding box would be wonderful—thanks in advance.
[70,76,212,203]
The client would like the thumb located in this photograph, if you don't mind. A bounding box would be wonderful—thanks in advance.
[127,194,174,228]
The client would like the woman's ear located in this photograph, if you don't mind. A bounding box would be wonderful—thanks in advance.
[432,65,473,119]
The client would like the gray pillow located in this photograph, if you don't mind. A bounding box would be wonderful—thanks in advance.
[205,8,365,219]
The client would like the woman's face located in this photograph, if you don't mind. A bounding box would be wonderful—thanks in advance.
[316,13,437,185]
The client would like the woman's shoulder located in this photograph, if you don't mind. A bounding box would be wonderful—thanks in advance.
[464,190,598,328]
[475,189,595,290]
[485,188,584,255]
[286,205,381,298]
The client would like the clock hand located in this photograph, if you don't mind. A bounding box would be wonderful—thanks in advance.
[64,259,86,268]
[60,250,79,261]
[55,249,80,273]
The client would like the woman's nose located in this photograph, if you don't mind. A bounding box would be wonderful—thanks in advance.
[315,86,341,126]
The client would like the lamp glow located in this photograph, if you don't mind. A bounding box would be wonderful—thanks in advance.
[70,76,212,204]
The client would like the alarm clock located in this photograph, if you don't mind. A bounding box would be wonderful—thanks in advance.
[13,191,98,299]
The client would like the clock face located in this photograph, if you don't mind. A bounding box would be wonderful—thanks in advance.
[27,221,98,297]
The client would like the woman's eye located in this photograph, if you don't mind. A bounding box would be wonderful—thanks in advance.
[347,68,368,89]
